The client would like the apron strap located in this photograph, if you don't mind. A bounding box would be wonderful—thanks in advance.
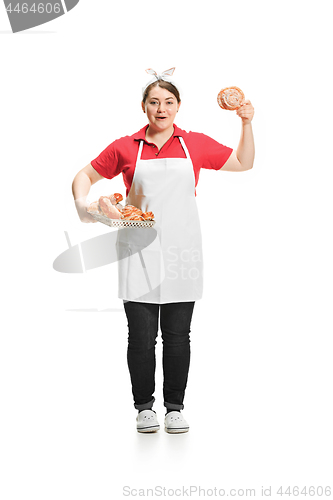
[178,136,191,159]
[136,140,144,162]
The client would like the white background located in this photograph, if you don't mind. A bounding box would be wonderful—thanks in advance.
[1,0,332,498]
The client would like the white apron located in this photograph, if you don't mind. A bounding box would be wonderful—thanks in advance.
[116,136,203,304]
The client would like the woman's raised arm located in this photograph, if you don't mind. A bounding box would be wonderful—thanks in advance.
[220,100,255,172]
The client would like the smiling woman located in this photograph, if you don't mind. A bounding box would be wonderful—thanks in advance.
[71,67,255,434]
[142,86,181,150]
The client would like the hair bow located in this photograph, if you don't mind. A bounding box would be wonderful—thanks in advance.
[145,67,176,80]
[142,67,177,96]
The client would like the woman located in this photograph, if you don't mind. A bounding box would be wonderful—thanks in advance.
[72,68,255,433]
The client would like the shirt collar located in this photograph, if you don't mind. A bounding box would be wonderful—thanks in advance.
[133,124,183,142]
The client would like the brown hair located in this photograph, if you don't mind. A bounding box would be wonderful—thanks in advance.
[142,80,181,104]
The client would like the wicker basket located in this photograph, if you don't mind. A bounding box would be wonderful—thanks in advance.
[90,212,155,228]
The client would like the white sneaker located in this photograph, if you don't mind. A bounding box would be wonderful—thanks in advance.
[164,411,189,433]
[136,410,160,433]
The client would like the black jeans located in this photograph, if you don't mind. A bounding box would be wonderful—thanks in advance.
[123,301,195,411]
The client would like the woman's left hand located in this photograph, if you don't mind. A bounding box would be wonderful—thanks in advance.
[236,100,254,124]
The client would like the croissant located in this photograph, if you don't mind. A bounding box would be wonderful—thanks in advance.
[98,196,122,219]
[87,201,102,214]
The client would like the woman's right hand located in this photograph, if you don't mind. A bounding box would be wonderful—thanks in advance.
[72,164,105,223]
[74,197,98,223]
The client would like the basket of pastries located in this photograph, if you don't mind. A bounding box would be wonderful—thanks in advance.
[87,193,155,228]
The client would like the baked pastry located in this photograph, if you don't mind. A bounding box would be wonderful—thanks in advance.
[108,193,123,205]
[121,205,143,219]
[217,86,245,110]
[87,194,155,222]
[141,211,154,220]
[98,196,122,219]
[87,201,102,214]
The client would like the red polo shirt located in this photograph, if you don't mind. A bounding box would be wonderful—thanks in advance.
[91,124,233,197]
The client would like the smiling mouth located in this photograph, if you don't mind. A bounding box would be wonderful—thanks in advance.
[156,117,167,120]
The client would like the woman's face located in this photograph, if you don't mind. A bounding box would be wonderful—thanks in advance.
[142,85,181,133]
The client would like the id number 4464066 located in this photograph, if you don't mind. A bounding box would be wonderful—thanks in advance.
[6,3,62,14]
[277,486,331,496]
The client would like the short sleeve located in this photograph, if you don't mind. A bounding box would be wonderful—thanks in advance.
[91,142,122,180]
[198,133,233,170]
